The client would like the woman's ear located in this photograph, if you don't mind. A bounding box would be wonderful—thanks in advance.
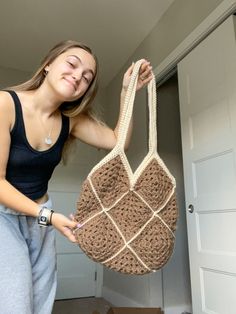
[45,65,50,72]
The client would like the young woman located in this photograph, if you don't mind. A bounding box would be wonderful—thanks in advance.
[0,40,153,314]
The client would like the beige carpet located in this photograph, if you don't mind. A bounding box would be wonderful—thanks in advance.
[52,297,112,314]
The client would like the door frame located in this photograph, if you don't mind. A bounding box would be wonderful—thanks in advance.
[153,0,236,82]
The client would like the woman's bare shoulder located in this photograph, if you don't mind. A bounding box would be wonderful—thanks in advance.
[0,90,14,108]
[0,91,15,123]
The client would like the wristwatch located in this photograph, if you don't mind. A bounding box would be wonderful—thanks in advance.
[38,207,54,227]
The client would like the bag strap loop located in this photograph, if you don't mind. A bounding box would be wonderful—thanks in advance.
[117,60,157,153]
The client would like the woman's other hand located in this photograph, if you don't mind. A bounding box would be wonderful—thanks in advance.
[51,212,78,243]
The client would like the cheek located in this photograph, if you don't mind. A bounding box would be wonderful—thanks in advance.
[51,62,71,76]
[77,84,89,97]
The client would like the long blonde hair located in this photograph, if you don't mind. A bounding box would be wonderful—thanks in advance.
[10,40,100,162]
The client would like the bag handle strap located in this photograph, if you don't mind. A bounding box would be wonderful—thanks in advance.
[117,60,157,153]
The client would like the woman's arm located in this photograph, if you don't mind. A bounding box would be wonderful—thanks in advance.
[0,92,39,215]
[70,60,153,149]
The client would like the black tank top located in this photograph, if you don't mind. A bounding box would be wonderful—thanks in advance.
[5,90,70,200]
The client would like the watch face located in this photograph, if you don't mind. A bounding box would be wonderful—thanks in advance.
[40,216,47,223]
[38,214,48,226]
[38,207,52,227]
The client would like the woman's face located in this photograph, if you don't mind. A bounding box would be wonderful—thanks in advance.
[45,47,96,102]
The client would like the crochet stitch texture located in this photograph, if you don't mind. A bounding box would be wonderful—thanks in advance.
[74,61,178,274]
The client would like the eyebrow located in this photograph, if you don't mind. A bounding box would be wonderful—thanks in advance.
[68,54,95,77]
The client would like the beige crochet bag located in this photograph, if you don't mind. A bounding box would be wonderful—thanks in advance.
[74,60,178,274]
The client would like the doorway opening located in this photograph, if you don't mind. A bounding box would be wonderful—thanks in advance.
[157,72,192,311]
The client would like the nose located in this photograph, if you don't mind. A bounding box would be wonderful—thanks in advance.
[72,69,82,82]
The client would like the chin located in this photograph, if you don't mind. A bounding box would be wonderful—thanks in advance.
[55,88,80,102]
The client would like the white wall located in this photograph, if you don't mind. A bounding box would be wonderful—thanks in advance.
[101,0,225,313]
[0,66,30,88]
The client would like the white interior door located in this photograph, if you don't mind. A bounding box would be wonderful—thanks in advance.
[178,15,236,314]
[49,190,100,300]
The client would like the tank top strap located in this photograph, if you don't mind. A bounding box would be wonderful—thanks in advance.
[61,112,70,140]
[4,90,24,133]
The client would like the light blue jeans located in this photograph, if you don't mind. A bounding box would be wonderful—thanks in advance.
[0,199,57,314]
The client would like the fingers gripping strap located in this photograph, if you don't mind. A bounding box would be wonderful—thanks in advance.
[118,60,157,153]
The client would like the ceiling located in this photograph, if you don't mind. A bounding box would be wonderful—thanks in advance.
[0,0,175,87]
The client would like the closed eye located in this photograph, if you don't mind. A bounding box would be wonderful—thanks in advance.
[82,75,91,84]
[67,61,75,68]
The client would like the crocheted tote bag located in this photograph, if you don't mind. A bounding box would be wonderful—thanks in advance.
[74,60,178,275]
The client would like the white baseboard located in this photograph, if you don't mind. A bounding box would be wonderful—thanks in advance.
[164,304,192,314]
[102,286,192,314]
[102,286,145,308]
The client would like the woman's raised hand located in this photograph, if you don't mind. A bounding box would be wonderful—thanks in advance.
[122,59,153,91]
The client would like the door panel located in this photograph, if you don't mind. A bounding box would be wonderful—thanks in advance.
[56,253,96,299]
[197,211,236,253]
[49,191,97,299]
[201,268,236,314]
[178,15,236,313]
